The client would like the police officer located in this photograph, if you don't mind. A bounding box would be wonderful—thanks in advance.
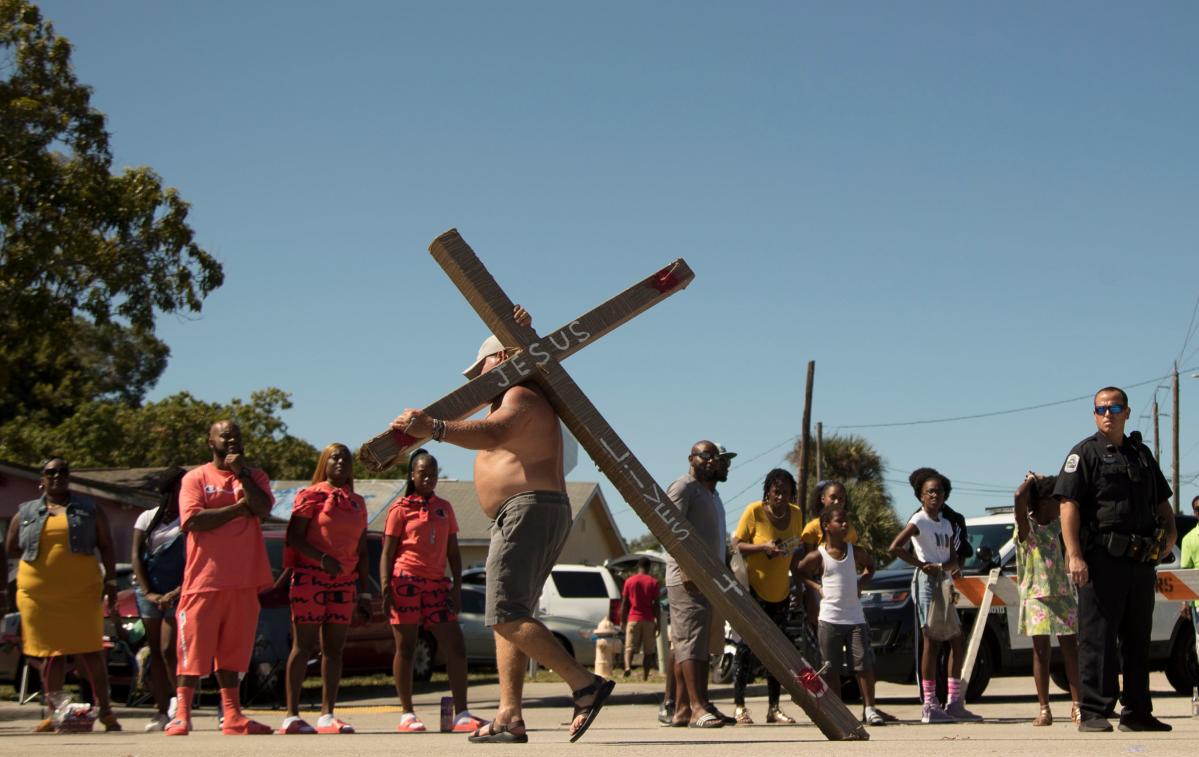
[1055,386,1176,732]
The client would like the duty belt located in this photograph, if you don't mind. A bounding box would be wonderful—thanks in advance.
[1093,531,1159,563]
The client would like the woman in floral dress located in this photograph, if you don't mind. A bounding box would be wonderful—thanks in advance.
[1014,473,1082,726]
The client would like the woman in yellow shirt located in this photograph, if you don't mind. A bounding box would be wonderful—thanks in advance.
[729,469,804,724]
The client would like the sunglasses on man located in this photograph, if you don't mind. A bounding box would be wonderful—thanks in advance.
[1094,404,1126,416]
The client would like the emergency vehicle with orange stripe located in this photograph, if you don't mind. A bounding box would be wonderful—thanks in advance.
[860,510,1198,698]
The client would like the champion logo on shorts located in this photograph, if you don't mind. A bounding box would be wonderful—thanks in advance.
[177,609,189,667]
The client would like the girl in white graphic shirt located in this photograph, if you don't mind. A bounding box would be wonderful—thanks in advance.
[889,468,980,724]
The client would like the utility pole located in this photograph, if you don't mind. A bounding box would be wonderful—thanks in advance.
[815,422,824,484]
[797,361,815,523]
[1152,398,1160,461]
[1172,362,1180,513]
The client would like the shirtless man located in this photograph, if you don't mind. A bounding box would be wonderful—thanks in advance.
[390,306,613,744]
[166,420,274,736]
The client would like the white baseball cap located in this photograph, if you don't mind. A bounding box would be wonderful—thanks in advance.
[463,335,506,379]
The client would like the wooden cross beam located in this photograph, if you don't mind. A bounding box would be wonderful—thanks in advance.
[366,229,868,741]
[359,255,695,471]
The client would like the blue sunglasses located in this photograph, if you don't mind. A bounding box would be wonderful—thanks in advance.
[1094,403,1126,416]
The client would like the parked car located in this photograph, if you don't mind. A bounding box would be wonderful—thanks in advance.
[462,563,621,625]
[104,528,395,697]
[457,584,597,668]
[105,528,608,696]
[862,511,1199,699]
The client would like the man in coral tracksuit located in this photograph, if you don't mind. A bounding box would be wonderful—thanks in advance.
[166,420,275,736]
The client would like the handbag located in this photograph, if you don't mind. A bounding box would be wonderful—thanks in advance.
[924,573,962,641]
[729,548,750,590]
[142,532,186,594]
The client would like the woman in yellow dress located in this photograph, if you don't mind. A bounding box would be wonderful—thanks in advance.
[4,458,122,731]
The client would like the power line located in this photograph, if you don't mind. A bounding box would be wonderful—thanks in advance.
[831,369,1196,431]
[1177,293,1199,364]
[729,436,798,472]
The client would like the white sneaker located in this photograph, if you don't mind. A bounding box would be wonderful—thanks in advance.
[144,712,171,732]
[863,707,886,726]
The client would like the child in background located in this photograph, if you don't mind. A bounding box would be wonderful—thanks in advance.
[797,507,894,726]
[1014,472,1082,726]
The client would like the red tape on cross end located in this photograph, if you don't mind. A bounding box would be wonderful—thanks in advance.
[648,262,683,293]
[390,429,417,450]
[795,667,826,698]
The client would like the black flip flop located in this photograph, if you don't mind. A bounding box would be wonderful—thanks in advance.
[467,720,528,744]
[569,676,615,743]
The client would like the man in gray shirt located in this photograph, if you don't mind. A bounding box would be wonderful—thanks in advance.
[664,440,734,728]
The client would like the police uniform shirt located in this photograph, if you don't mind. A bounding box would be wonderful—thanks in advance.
[1052,431,1171,538]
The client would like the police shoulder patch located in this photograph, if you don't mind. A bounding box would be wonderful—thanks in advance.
[1062,454,1080,474]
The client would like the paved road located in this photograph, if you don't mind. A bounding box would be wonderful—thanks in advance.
[1,674,1195,756]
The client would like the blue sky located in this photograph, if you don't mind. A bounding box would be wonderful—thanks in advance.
[37,1,1199,541]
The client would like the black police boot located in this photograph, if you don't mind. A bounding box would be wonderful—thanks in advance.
[1118,713,1172,732]
[1077,716,1113,732]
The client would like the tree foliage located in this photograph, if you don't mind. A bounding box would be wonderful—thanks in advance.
[788,433,902,565]
[1,0,222,424]
[625,531,662,553]
[0,388,325,479]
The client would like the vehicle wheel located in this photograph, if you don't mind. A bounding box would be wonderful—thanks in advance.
[413,633,436,683]
[241,663,285,707]
[551,633,575,661]
[964,634,993,701]
[1164,628,1198,696]
[931,633,993,702]
[839,676,861,703]
[712,650,735,685]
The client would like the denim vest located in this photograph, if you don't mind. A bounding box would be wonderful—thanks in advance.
[16,494,100,562]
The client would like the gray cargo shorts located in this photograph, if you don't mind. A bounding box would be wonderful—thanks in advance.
[667,582,712,663]
[817,620,875,673]
[484,490,573,627]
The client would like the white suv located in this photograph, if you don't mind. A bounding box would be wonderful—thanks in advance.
[462,564,620,625]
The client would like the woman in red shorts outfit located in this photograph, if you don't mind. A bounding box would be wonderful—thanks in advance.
[280,443,371,734]
[383,449,481,733]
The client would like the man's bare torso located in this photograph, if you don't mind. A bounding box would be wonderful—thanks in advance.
[474,384,566,519]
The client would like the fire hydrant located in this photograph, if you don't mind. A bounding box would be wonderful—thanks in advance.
[593,618,622,677]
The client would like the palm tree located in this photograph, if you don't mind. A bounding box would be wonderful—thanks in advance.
[787,434,901,565]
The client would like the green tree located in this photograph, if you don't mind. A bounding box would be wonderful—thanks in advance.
[0,387,410,481]
[788,433,902,565]
[0,388,320,479]
[626,532,662,553]
[1,0,222,423]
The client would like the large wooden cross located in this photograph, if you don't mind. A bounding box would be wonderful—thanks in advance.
[360,230,868,741]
